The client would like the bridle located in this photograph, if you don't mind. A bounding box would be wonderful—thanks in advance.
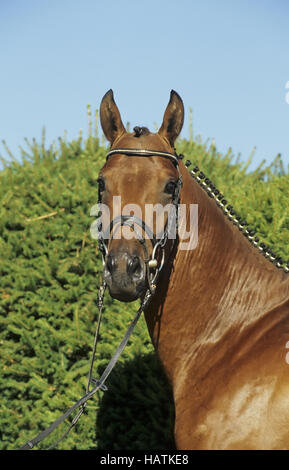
[18,147,183,450]
[98,147,183,293]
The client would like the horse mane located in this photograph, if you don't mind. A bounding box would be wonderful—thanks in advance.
[185,161,289,274]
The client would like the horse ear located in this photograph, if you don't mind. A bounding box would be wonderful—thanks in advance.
[100,90,126,145]
[158,90,184,147]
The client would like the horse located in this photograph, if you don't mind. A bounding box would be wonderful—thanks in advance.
[98,89,289,450]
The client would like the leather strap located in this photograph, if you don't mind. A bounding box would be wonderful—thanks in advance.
[18,291,152,450]
[106,148,179,166]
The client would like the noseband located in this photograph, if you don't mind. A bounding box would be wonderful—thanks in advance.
[98,148,183,293]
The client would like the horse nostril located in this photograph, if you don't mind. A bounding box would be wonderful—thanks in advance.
[127,255,142,278]
[106,254,116,274]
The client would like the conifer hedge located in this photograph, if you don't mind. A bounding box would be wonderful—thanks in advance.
[0,110,288,450]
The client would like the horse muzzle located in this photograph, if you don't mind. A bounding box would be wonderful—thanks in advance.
[103,251,147,302]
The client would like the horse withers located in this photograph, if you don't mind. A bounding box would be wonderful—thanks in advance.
[98,89,289,450]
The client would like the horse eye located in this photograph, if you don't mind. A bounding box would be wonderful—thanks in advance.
[97,177,106,193]
[164,181,177,195]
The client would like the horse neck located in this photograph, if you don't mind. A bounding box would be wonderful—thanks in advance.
[144,163,289,384]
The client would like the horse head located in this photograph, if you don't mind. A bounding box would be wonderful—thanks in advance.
[98,89,184,302]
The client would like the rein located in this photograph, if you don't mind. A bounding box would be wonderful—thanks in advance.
[18,147,181,450]
[19,284,153,450]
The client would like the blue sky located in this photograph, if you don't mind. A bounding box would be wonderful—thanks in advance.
[0,0,288,170]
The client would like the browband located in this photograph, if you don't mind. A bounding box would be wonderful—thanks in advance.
[106,148,179,166]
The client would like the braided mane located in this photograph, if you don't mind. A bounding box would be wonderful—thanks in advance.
[182,157,289,274]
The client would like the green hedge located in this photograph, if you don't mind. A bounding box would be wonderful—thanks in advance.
[0,112,288,449]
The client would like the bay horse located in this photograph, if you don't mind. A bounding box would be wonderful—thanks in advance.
[98,89,289,450]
